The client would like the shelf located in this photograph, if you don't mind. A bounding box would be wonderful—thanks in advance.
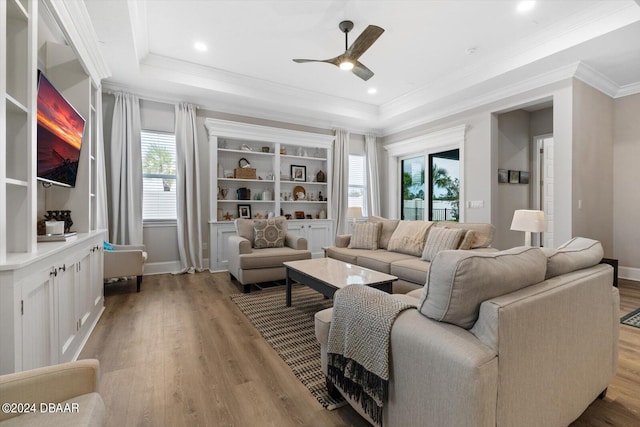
[280,154,326,161]
[218,148,274,157]
[5,178,28,187]
[217,200,275,203]
[218,178,275,183]
[281,181,327,186]
[8,0,29,21]
[281,201,327,204]
[5,94,28,113]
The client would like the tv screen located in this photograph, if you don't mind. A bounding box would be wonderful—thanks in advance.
[36,72,86,188]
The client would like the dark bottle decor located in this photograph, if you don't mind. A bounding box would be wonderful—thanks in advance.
[44,210,73,233]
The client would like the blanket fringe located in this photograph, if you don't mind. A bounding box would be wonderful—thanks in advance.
[327,353,386,425]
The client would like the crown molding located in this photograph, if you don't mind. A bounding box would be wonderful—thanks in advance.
[616,82,640,98]
[44,0,111,81]
[204,118,334,147]
[573,62,620,98]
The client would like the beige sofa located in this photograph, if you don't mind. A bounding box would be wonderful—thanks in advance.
[228,217,311,293]
[0,359,105,426]
[327,218,496,293]
[315,238,619,427]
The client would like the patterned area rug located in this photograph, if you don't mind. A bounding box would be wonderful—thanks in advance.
[230,285,346,409]
[620,308,640,328]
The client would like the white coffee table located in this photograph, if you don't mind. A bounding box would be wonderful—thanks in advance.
[283,258,397,307]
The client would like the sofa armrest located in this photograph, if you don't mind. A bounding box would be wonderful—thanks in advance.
[285,234,307,250]
[335,234,351,247]
[228,235,252,255]
[112,244,146,252]
[104,250,145,279]
[0,359,100,423]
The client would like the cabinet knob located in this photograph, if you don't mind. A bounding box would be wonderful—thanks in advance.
[60,264,66,272]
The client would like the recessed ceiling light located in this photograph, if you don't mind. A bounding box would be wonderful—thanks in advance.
[368,88,377,95]
[516,1,536,13]
[194,42,207,52]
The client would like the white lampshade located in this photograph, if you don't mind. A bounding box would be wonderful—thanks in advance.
[347,207,363,221]
[511,209,545,246]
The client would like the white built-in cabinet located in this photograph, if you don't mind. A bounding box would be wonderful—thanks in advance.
[0,0,110,374]
[205,118,335,271]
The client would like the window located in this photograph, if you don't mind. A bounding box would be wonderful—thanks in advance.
[141,130,177,220]
[348,154,367,215]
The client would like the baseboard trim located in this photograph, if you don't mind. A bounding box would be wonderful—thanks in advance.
[619,266,640,282]
[144,259,210,275]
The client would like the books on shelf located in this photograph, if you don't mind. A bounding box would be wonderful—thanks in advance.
[37,232,78,242]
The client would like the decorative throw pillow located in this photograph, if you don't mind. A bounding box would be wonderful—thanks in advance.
[387,221,433,256]
[253,217,287,249]
[458,230,476,250]
[421,227,465,261]
[103,241,114,251]
[368,216,400,249]
[348,222,381,250]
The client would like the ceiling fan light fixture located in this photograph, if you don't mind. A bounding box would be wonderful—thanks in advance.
[339,60,354,71]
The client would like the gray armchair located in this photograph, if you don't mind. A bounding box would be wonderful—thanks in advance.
[228,218,311,293]
[104,244,147,292]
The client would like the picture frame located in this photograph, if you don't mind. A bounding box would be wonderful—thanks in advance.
[238,204,252,219]
[508,170,520,184]
[291,165,306,182]
[519,171,530,184]
[498,169,508,184]
[295,211,305,219]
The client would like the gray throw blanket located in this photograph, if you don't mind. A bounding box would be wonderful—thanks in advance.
[327,285,414,425]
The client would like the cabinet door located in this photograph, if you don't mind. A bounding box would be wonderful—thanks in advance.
[56,261,78,363]
[286,222,305,238]
[90,245,103,311]
[305,222,332,258]
[211,223,239,271]
[21,268,56,371]
[75,253,92,332]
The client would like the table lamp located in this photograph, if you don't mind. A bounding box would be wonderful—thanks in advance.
[346,207,363,227]
[510,209,545,246]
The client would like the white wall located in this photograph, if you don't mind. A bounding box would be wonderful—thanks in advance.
[613,93,640,278]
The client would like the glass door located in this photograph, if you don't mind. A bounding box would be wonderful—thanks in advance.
[428,149,459,222]
[401,156,425,220]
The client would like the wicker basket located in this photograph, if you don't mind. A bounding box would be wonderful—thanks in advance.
[234,168,256,179]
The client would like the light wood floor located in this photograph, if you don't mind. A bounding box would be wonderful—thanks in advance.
[80,274,640,427]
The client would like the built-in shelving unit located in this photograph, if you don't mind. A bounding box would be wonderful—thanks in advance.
[1,0,111,374]
[205,118,336,270]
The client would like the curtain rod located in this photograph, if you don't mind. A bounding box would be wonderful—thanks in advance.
[104,90,200,109]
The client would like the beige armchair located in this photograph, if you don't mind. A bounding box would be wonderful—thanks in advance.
[0,359,105,426]
[228,218,311,293]
[104,244,147,292]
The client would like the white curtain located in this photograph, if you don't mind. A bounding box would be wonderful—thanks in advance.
[175,103,203,273]
[109,92,142,244]
[332,129,350,235]
[365,133,380,217]
[95,90,109,231]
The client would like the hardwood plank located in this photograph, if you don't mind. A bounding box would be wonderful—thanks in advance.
[80,274,640,426]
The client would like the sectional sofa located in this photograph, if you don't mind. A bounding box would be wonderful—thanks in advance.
[315,238,618,426]
[326,217,496,293]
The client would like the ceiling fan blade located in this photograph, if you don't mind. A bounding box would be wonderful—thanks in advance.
[293,55,342,67]
[346,25,384,61]
[352,61,374,81]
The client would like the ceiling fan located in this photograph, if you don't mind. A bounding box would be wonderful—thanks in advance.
[293,20,384,81]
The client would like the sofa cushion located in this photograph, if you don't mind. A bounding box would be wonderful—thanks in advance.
[253,217,287,249]
[326,247,374,264]
[348,222,381,250]
[433,222,495,248]
[542,237,604,279]
[421,227,465,261]
[418,247,547,329]
[368,216,400,249]
[357,251,415,274]
[239,247,311,270]
[235,218,255,247]
[390,258,430,285]
[387,221,433,256]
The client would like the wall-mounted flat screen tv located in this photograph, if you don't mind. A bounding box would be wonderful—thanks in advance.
[36,71,86,188]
